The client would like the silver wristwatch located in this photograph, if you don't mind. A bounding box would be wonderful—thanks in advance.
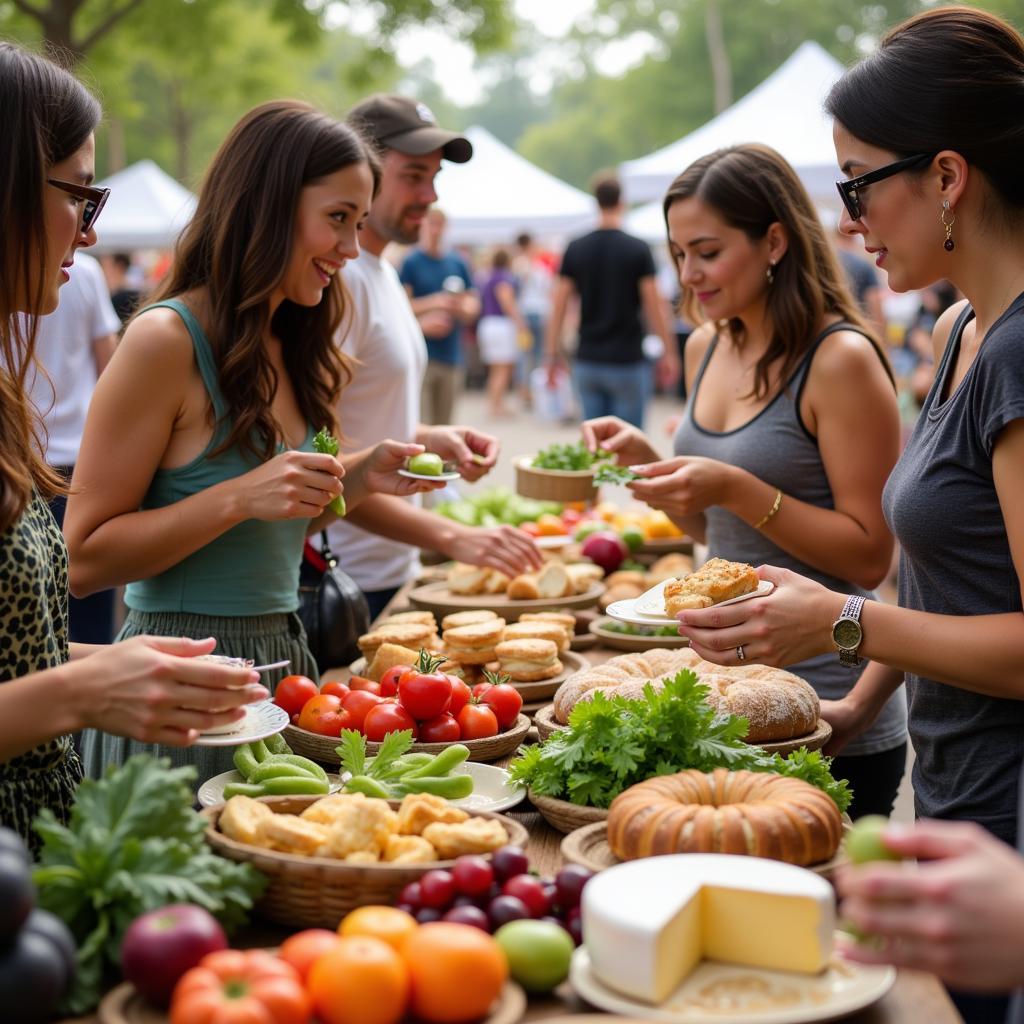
[831,595,865,667]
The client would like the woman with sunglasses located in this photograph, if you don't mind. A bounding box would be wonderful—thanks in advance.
[583,143,905,819]
[672,11,1024,1018]
[0,42,270,852]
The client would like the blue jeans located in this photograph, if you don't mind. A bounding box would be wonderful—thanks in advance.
[573,359,651,429]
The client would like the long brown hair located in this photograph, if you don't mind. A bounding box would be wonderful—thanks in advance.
[149,100,380,460]
[0,43,100,533]
[663,143,882,400]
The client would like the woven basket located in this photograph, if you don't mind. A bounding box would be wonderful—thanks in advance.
[533,703,568,741]
[528,788,608,834]
[514,456,598,503]
[203,795,530,929]
[283,713,532,767]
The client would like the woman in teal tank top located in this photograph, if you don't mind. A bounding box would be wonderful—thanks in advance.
[65,102,444,782]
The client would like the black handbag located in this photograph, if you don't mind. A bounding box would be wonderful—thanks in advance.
[297,532,370,672]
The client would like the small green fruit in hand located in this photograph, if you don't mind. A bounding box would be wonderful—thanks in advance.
[494,919,574,993]
[312,427,346,517]
[408,452,445,476]
[846,815,902,865]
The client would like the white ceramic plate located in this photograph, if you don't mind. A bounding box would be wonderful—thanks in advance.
[535,534,573,549]
[570,945,896,1024]
[608,579,775,626]
[198,770,344,807]
[397,467,461,482]
[192,700,290,747]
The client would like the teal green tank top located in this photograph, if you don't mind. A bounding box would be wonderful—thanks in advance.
[125,299,314,616]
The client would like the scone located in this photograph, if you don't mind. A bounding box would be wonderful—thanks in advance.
[442,610,499,632]
[495,638,562,682]
[357,623,435,661]
[442,618,506,665]
[663,558,759,614]
[519,611,576,635]
[366,642,419,682]
[501,620,570,652]
[375,611,438,630]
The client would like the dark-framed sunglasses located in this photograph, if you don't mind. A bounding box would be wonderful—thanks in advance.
[47,178,111,233]
[835,153,934,221]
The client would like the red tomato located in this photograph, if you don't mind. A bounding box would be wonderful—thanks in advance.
[480,683,523,730]
[447,677,472,718]
[349,676,382,696]
[471,682,491,700]
[379,665,408,698]
[560,508,583,529]
[519,522,541,538]
[418,712,460,743]
[456,703,499,740]
[398,669,452,721]
[321,680,351,701]
[364,702,418,742]
[341,689,383,732]
[274,674,318,717]
[297,694,352,737]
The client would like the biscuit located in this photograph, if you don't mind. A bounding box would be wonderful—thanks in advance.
[358,623,435,660]
[422,817,508,858]
[258,814,329,856]
[442,610,500,631]
[318,798,398,858]
[501,620,569,652]
[495,638,562,681]
[397,792,470,835]
[375,611,437,630]
[442,618,506,665]
[383,834,438,864]
[663,558,759,615]
[219,795,273,846]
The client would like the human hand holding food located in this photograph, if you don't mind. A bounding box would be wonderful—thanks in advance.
[359,441,449,498]
[444,524,543,578]
[419,425,499,482]
[581,416,659,467]
[232,449,344,522]
[73,636,267,745]
[836,819,1024,991]
[627,455,736,519]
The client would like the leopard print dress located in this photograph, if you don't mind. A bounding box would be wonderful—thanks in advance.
[0,494,83,854]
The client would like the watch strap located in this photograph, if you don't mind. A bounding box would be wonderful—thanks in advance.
[836,595,865,667]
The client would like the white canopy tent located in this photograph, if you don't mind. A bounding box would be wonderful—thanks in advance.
[91,159,197,252]
[434,126,596,246]
[619,41,846,206]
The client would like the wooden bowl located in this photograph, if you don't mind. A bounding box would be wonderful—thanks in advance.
[589,616,691,652]
[528,788,608,834]
[407,580,605,621]
[513,455,598,503]
[533,703,566,741]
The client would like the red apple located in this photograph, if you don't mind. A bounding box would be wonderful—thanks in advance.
[580,531,629,574]
[120,903,227,1005]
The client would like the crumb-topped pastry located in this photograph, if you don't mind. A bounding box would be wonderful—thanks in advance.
[663,558,759,615]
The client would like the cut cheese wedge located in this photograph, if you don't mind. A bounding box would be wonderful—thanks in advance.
[581,853,834,1004]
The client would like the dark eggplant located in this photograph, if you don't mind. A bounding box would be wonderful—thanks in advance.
[0,929,68,1023]
[0,848,34,943]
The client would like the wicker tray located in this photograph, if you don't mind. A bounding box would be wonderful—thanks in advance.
[283,713,531,767]
[407,580,605,621]
[202,795,530,929]
[514,455,598,503]
[99,976,527,1024]
[561,817,850,880]
[528,788,609,834]
[589,616,691,652]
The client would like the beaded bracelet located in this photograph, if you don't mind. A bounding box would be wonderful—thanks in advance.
[754,489,783,530]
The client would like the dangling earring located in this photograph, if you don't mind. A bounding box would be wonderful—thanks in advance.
[766,261,775,285]
[941,200,956,252]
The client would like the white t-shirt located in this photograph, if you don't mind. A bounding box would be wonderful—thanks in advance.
[324,250,428,591]
[26,252,121,466]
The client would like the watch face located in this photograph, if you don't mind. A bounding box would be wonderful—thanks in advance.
[834,617,862,650]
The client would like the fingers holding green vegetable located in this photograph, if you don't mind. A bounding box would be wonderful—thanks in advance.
[237,448,345,522]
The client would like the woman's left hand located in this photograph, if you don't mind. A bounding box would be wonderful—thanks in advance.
[364,441,449,496]
[676,565,841,668]
[627,456,735,519]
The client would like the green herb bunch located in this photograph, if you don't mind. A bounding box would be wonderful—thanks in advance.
[532,441,613,471]
[312,427,346,516]
[593,463,642,486]
[509,670,851,812]
[33,756,266,1013]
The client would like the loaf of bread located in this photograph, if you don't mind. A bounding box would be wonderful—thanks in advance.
[606,768,843,867]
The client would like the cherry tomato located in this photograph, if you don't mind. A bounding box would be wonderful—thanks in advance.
[379,665,408,698]
[447,676,472,718]
[274,674,318,717]
[349,676,382,695]
[560,508,583,529]
[418,713,460,743]
[471,682,491,700]
[297,694,352,737]
[456,702,499,740]
[364,702,418,741]
[321,680,351,701]
[342,689,383,732]
[398,669,452,721]
[480,683,523,730]
[519,521,541,538]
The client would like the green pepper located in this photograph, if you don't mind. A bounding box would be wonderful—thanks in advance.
[260,775,330,795]
[375,752,434,780]
[263,753,328,783]
[312,428,346,517]
[343,775,393,799]
[248,759,321,784]
[264,732,291,756]
[395,774,474,799]
[401,744,470,780]
[232,743,260,780]
[223,781,268,799]
[250,739,271,763]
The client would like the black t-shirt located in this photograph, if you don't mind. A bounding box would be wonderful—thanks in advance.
[559,228,656,363]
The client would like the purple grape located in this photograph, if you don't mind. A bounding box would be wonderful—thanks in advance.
[452,895,477,908]
[555,864,594,910]
[443,906,490,932]
[415,906,443,924]
[487,894,531,929]
[567,914,583,946]
[491,845,530,883]
[399,881,422,909]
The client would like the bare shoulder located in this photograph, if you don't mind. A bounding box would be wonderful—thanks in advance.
[115,303,197,375]
[931,298,971,364]
[809,325,891,387]
[683,321,716,381]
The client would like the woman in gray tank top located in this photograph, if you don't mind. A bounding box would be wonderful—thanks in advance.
[584,143,906,818]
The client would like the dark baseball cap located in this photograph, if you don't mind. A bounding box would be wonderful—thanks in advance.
[347,94,472,164]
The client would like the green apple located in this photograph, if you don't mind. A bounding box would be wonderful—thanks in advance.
[846,815,901,864]
[494,919,574,993]
[407,452,444,476]
[573,520,604,543]
[620,525,645,552]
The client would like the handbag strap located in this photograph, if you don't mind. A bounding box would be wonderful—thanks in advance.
[319,530,338,569]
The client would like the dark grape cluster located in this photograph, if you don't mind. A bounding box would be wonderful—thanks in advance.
[395,845,593,944]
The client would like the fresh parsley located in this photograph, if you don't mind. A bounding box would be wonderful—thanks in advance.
[532,441,613,471]
[509,670,851,812]
[593,463,641,486]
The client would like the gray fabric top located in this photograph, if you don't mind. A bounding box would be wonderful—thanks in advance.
[884,297,1024,845]
[674,323,907,756]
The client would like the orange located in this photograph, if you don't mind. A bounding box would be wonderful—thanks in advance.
[339,905,418,952]
[278,928,342,981]
[536,513,568,537]
[308,935,409,1024]
[402,922,508,1024]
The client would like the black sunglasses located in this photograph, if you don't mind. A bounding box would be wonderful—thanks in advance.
[48,178,111,233]
[835,153,934,221]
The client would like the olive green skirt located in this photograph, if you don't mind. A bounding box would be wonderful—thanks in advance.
[79,610,319,785]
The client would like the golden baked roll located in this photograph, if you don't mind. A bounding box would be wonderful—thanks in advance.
[607,768,842,867]
[506,574,540,600]
[536,562,574,599]
[663,558,759,614]
[447,563,493,595]
[495,638,562,681]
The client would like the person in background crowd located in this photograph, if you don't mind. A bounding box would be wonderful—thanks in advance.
[26,250,119,644]
[833,222,886,337]
[902,281,959,407]
[0,41,268,850]
[335,94,541,618]
[672,12,1024,1021]
[545,173,679,428]
[100,251,142,324]
[477,248,529,417]
[585,144,906,820]
[64,100,442,783]
[511,231,553,404]
[400,207,478,425]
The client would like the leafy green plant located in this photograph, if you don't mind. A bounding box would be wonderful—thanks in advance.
[593,463,641,486]
[509,671,851,812]
[32,756,265,1014]
[532,441,612,471]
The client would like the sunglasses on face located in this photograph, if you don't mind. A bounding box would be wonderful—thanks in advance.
[835,153,934,221]
[47,178,111,233]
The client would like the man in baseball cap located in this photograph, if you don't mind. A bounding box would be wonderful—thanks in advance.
[348,94,472,165]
